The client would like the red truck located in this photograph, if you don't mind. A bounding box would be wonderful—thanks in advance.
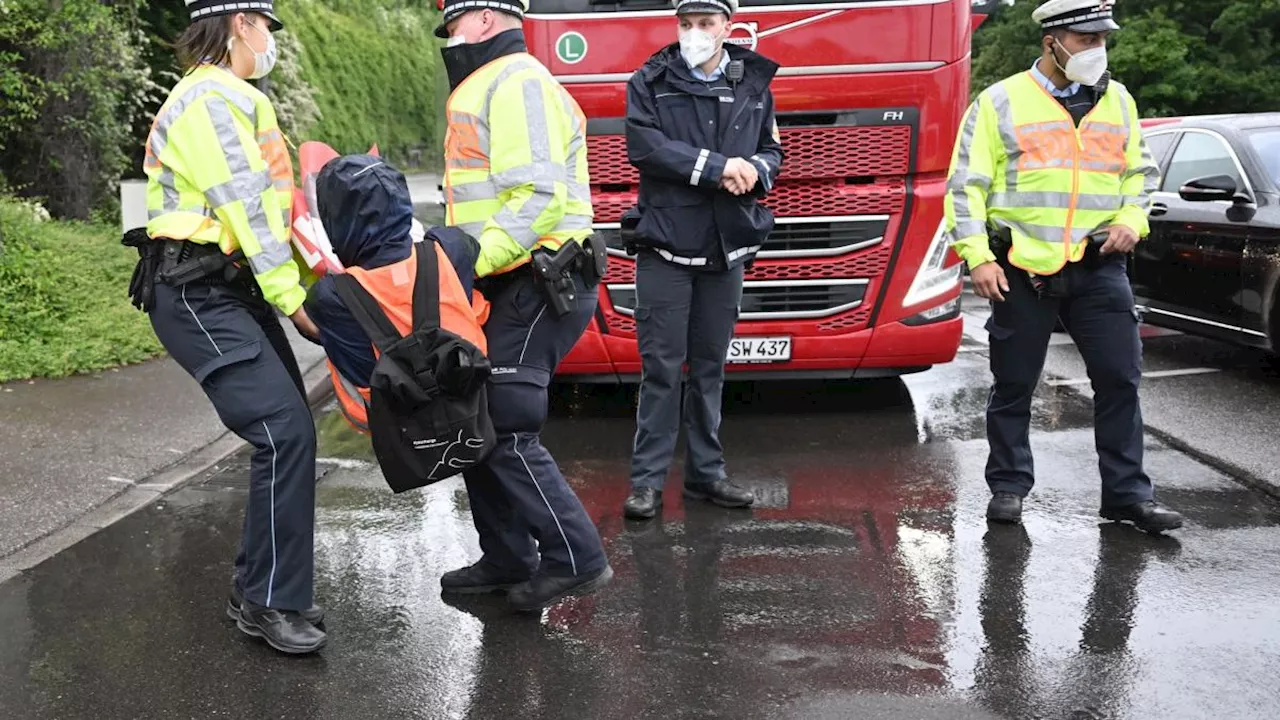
[513,0,1002,382]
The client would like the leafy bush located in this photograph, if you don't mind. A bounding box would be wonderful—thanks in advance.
[0,0,156,220]
[279,0,447,170]
[0,196,164,382]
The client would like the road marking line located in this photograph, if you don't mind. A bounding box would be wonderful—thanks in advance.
[1047,367,1221,387]
[1142,367,1222,379]
[106,476,135,485]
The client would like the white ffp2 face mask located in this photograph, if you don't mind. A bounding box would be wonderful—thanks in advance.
[232,22,279,80]
[446,34,467,48]
[679,28,719,68]
[1055,40,1108,86]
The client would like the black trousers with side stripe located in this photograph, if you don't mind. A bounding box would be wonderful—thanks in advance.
[462,272,608,580]
[148,281,317,611]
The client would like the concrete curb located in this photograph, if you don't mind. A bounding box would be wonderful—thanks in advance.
[0,358,334,578]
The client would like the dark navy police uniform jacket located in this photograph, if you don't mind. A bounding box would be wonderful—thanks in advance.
[624,42,784,271]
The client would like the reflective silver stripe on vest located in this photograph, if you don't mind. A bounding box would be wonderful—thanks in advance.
[458,219,487,240]
[988,192,1123,211]
[481,60,538,118]
[149,80,258,162]
[656,248,708,267]
[987,84,1021,190]
[727,244,762,263]
[204,171,273,209]
[488,78,561,249]
[334,372,370,433]
[992,218,1095,245]
[947,100,989,230]
[158,169,180,214]
[562,93,590,205]
[206,97,289,274]
[950,220,988,241]
[690,148,710,186]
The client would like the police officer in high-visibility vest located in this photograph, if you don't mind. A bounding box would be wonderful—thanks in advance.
[945,0,1182,534]
[433,0,614,611]
[129,0,325,653]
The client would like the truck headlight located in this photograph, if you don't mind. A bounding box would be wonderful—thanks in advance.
[902,219,963,309]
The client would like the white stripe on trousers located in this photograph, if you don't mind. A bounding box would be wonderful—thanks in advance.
[513,435,577,576]
[262,421,280,607]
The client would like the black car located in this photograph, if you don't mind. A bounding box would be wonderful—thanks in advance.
[1130,112,1280,351]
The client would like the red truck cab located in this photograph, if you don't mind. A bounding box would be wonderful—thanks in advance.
[508,0,999,382]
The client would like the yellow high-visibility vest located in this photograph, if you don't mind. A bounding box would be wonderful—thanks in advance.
[944,70,1161,276]
[143,65,306,315]
[443,53,594,278]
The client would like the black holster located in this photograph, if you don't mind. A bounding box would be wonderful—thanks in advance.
[530,236,607,318]
[121,231,251,312]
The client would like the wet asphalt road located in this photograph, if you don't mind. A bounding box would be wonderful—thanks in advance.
[3,347,1280,720]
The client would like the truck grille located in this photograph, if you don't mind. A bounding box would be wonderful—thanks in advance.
[606,279,868,321]
[585,124,911,223]
[585,125,912,186]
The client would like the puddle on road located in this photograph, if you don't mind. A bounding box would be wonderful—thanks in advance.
[7,358,1280,719]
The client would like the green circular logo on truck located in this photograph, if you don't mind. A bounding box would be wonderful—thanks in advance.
[556,31,588,65]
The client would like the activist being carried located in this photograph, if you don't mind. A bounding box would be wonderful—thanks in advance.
[303,154,496,489]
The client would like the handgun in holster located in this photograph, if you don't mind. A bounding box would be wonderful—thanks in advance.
[532,236,607,318]
[157,242,247,287]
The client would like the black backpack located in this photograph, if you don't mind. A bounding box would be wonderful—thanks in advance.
[333,242,495,493]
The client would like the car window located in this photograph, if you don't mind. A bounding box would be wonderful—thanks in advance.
[1144,132,1177,167]
[1246,129,1280,187]
[1160,132,1244,193]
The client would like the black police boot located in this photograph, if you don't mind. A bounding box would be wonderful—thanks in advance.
[987,492,1024,524]
[440,561,531,595]
[1101,500,1184,534]
[237,602,327,655]
[508,564,614,613]
[227,582,325,629]
[683,479,754,509]
[623,487,662,520]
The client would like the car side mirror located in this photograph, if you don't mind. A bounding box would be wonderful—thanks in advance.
[1179,174,1238,203]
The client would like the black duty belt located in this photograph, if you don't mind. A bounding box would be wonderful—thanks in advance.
[989,226,1113,299]
[122,230,254,312]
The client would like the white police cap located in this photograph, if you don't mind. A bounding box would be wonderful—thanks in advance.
[675,0,737,18]
[434,0,530,38]
[1033,0,1121,33]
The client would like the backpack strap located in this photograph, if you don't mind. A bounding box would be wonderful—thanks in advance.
[333,272,403,355]
[411,240,442,331]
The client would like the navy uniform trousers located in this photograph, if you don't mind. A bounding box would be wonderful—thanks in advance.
[630,250,745,490]
[149,280,317,611]
[463,271,608,579]
[984,253,1153,508]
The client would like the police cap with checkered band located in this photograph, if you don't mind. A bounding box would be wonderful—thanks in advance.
[1033,0,1121,34]
[185,0,283,32]
[675,0,737,18]
[434,0,531,39]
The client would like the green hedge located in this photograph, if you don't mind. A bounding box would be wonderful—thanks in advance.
[280,0,447,170]
[0,198,163,383]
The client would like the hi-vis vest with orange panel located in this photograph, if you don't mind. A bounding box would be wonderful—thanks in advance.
[443,52,593,278]
[330,244,489,434]
[943,70,1161,276]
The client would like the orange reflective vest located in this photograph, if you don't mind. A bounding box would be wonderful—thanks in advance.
[329,244,489,434]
